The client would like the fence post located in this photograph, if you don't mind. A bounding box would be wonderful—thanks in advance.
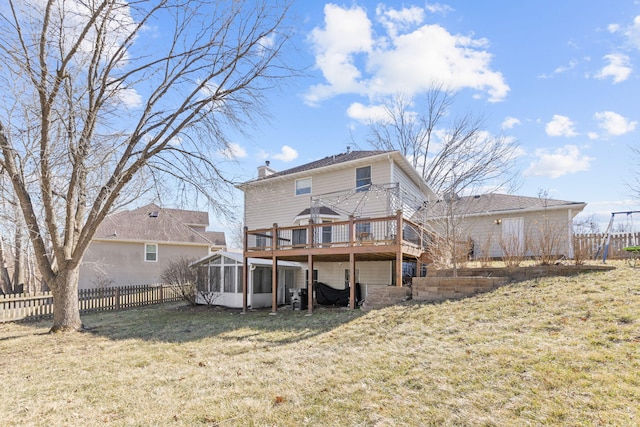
[159,284,164,304]
[115,287,120,311]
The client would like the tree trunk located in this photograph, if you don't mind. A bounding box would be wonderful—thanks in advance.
[0,238,13,294]
[13,226,25,292]
[50,267,83,333]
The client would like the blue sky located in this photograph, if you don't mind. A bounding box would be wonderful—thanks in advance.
[214,1,640,232]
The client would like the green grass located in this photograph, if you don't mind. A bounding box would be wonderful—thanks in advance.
[1,262,639,426]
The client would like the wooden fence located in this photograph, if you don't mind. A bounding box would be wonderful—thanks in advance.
[0,284,187,323]
[574,232,640,260]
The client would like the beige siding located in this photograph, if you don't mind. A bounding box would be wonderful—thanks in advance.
[297,261,392,290]
[391,161,430,202]
[244,157,410,230]
[455,209,574,259]
[79,240,209,289]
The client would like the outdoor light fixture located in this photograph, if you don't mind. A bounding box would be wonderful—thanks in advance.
[494,219,502,225]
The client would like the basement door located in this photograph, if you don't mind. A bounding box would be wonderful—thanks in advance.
[501,217,524,255]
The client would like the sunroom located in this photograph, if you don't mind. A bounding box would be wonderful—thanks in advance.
[191,251,301,309]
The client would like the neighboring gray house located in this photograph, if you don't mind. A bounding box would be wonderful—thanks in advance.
[79,203,226,289]
[191,251,301,309]
[427,193,586,260]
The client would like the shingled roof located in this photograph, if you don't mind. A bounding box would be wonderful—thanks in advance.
[254,150,393,180]
[93,203,224,246]
[429,193,586,217]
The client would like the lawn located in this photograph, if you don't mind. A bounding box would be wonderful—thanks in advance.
[1,262,639,426]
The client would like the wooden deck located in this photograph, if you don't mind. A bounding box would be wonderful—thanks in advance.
[242,211,430,313]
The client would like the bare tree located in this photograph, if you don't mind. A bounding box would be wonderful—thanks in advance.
[0,0,293,331]
[161,257,196,305]
[367,88,520,272]
[367,88,520,196]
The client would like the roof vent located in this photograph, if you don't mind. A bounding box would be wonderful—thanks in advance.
[346,146,351,154]
[149,211,159,218]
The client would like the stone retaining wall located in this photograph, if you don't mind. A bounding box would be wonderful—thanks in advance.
[361,285,412,311]
[426,265,615,281]
[361,264,616,310]
[412,277,508,302]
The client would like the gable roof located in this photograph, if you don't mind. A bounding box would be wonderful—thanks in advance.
[429,193,586,218]
[93,203,224,246]
[237,150,436,199]
[256,150,392,179]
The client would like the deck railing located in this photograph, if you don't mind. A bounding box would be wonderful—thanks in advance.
[245,214,428,253]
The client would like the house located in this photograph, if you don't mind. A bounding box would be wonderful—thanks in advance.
[237,150,437,313]
[190,251,301,309]
[426,193,586,261]
[79,203,226,289]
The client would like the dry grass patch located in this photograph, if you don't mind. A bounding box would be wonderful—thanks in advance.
[1,261,639,426]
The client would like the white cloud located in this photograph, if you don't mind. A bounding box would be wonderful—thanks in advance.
[346,102,390,123]
[594,111,637,136]
[305,3,509,105]
[545,115,578,137]
[501,116,521,130]
[625,15,640,50]
[595,53,632,83]
[376,5,424,38]
[425,3,454,14]
[524,145,593,178]
[218,142,247,159]
[115,86,142,108]
[306,4,373,104]
[272,145,298,162]
[553,59,578,74]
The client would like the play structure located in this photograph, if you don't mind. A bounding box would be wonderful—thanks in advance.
[594,210,640,265]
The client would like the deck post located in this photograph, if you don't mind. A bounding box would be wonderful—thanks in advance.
[308,219,314,249]
[271,255,278,313]
[349,215,355,246]
[242,226,248,313]
[271,223,278,313]
[307,253,314,314]
[396,210,403,286]
[349,252,356,309]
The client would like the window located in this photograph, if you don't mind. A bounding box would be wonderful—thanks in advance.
[356,166,371,191]
[196,266,208,292]
[209,265,221,292]
[253,267,272,293]
[237,266,244,293]
[224,266,235,293]
[145,243,157,262]
[322,221,332,244]
[344,269,359,287]
[295,177,312,195]
[292,228,307,245]
[356,222,371,241]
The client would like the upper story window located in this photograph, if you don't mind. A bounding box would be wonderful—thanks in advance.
[145,243,158,262]
[356,166,371,192]
[295,177,312,195]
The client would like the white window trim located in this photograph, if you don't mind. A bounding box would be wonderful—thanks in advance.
[295,177,312,196]
[144,243,158,262]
